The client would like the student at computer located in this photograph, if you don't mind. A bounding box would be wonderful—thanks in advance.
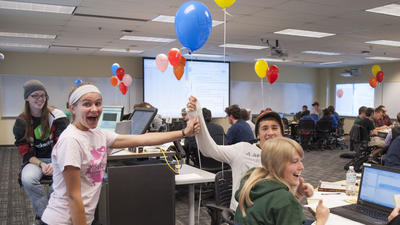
[354,106,367,125]
[41,83,200,225]
[225,104,254,145]
[186,96,314,210]
[13,80,68,224]
[235,137,330,225]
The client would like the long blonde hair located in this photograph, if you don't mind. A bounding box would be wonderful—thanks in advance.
[238,137,304,217]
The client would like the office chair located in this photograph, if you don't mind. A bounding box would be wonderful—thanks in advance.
[315,120,332,150]
[281,117,290,137]
[344,124,373,172]
[299,119,315,150]
[332,117,347,149]
[206,170,232,225]
[221,208,236,225]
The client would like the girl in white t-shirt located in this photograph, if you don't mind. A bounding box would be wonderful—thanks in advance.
[42,83,200,225]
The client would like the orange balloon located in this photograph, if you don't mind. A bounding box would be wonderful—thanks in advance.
[110,76,118,86]
[173,65,184,80]
[178,56,186,66]
[369,76,378,88]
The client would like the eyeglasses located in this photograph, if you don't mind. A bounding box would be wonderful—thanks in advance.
[30,94,46,100]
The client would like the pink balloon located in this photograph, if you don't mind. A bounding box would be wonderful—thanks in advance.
[155,54,168,72]
[122,74,132,87]
[337,89,343,98]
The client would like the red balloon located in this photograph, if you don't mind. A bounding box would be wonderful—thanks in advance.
[116,67,125,80]
[119,82,127,95]
[337,89,343,98]
[110,76,118,86]
[376,71,384,83]
[173,65,184,80]
[369,76,378,88]
[266,65,279,84]
[168,48,181,66]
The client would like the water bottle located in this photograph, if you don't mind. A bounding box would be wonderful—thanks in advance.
[346,166,357,196]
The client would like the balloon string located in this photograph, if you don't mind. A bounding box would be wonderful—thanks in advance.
[261,78,264,108]
[223,8,226,63]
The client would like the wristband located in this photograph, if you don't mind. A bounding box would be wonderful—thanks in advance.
[37,161,42,168]
[182,129,187,138]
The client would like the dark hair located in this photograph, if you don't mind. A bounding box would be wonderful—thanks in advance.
[255,111,284,137]
[134,102,153,109]
[397,112,400,123]
[312,101,319,107]
[327,105,335,114]
[202,108,212,123]
[240,108,250,121]
[302,105,308,109]
[358,106,367,115]
[366,108,374,117]
[322,108,330,116]
[377,105,385,110]
[375,107,384,114]
[225,104,241,120]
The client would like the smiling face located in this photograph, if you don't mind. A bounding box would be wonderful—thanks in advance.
[71,92,102,131]
[283,150,304,187]
[25,90,47,113]
[258,119,283,147]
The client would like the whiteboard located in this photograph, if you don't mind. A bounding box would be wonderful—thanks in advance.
[381,82,400,119]
[231,81,314,115]
[0,74,143,117]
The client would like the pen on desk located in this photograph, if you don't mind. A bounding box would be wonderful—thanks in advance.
[321,192,342,195]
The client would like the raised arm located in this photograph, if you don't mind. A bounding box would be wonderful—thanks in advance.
[111,117,200,148]
[187,96,236,164]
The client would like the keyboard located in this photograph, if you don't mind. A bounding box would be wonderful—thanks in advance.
[330,204,389,225]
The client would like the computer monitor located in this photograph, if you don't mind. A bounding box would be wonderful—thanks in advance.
[98,106,124,131]
[129,107,158,134]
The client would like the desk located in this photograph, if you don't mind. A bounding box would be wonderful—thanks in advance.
[108,148,175,161]
[176,164,216,225]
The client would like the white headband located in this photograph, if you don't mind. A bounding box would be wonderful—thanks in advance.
[69,85,101,105]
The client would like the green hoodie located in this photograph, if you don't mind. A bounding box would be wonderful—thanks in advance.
[234,172,306,225]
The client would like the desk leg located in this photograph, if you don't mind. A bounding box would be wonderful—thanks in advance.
[188,184,195,225]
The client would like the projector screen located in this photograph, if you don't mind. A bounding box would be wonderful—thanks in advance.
[143,58,229,118]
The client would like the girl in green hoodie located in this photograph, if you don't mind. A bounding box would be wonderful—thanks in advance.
[235,137,330,225]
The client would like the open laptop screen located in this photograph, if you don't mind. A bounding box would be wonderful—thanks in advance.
[359,165,400,209]
[129,107,157,135]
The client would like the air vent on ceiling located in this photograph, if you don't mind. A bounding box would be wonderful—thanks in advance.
[341,68,361,77]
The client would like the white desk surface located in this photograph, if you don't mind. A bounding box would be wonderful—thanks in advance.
[108,142,175,160]
[175,164,216,185]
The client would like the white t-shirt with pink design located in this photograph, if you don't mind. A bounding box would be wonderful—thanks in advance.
[42,124,117,225]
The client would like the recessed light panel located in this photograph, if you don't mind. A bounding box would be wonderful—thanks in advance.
[0,32,56,39]
[274,29,335,38]
[302,51,341,56]
[121,35,175,43]
[365,40,400,47]
[0,0,75,14]
[219,43,268,50]
[366,4,400,17]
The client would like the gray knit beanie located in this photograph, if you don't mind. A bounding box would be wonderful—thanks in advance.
[23,80,47,99]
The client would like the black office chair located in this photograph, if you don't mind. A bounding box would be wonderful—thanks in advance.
[299,119,315,150]
[332,117,347,150]
[206,170,233,225]
[221,208,236,225]
[315,120,332,150]
[344,124,373,172]
[282,117,290,137]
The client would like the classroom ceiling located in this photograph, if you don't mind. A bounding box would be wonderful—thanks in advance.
[1,0,400,67]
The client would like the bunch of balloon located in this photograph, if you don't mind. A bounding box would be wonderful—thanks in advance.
[214,0,236,61]
[74,79,83,86]
[109,63,132,95]
[167,48,186,80]
[175,1,212,52]
[369,64,384,88]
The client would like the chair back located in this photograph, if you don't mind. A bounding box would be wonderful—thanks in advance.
[316,120,331,133]
[299,119,315,134]
[214,170,233,207]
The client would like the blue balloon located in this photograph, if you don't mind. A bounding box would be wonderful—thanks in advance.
[111,63,120,76]
[175,1,212,51]
[74,79,83,86]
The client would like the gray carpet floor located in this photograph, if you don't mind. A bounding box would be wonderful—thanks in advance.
[0,145,349,225]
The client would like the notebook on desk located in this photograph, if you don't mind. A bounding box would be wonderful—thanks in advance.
[330,164,400,225]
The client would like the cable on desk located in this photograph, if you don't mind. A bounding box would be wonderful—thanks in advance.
[159,147,181,174]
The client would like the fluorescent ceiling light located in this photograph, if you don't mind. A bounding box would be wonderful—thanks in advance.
[121,35,175,43]
[0,32,56,39]
[219,43,268,50]
[366,56,400,61]
[0,0,75,14]
[256,58,290,62]
[320,61,343,65]
[274,29,335,38]
[366,4,400,17]
[365,40,400,47]
[184,53,224,58]
[302,50,341,56]
[0,42,48,48]
[100,48,143,53]
[152,15,224,27]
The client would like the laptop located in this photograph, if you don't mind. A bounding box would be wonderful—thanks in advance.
[330,164,400,225]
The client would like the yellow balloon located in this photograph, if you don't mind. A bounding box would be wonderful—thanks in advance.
[214,0,235,8]
[255,59,268,79]
[372,64,381,76]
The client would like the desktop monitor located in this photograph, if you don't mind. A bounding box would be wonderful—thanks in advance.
[98,106,124,131]
[129,107,158,134]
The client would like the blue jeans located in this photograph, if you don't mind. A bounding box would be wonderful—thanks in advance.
[21,158,53,217]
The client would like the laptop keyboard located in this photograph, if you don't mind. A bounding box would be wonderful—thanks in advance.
[331,204,389,225]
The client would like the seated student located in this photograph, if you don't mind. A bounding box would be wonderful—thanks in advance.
[186,97,314,210]
[358,108,376,139]
[354,106,367,125]
[327,105,339,131]
[184,107,227,167]
[376,105,393,128]
[235,137,329,225]
[373,107,387,129]
[41,83,200,225]
[300,110,316,125]
[240,108,256,137]
[385,112,400,147]
[225,104,254,145]
[384,136,400,169]
[311,101,323,120]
